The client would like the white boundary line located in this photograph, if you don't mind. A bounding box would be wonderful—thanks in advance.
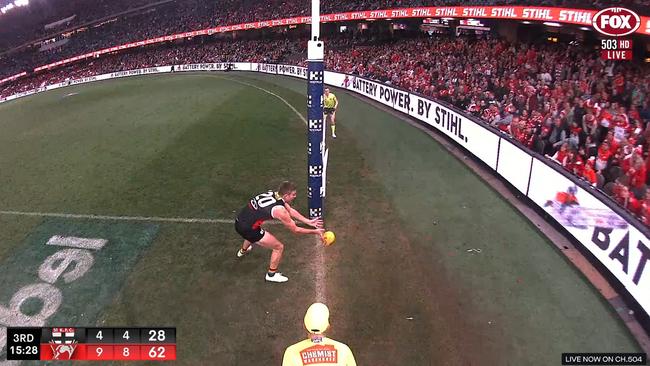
[1,74,328,302]
[216,75,308,125]
[0,210,235,224]
[216,74,327,302]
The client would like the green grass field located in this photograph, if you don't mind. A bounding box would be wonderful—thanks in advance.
[0,72,643,365]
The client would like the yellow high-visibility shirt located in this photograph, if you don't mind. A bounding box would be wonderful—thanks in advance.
[324,94,338,109]
[282,336,356,366]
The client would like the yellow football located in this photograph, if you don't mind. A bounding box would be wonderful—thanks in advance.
[323,231,336,246]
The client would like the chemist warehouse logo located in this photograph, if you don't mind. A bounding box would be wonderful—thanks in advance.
[300,345,338,365]
[592,7,641,37]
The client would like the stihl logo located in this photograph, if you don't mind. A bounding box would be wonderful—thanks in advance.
[592,8,641,36]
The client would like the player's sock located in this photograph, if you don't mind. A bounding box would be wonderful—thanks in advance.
[267,267,277,276]
[331,125,336,135]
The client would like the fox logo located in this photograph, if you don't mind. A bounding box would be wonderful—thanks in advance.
[592,7,641,36]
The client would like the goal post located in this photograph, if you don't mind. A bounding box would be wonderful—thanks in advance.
[307,0,326,220]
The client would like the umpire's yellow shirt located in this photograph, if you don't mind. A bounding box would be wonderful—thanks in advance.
[324,94,337,109]
[282,336,356,366]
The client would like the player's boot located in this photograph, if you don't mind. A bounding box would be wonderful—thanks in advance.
[265,272,288,283]
[236,245,253,258]
[332,133,337,139]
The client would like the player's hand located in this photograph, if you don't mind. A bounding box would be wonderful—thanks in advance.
[308,218,324,229]
[317,229,328,244]
[314,228,325,236]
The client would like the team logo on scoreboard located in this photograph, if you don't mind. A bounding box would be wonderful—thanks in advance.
[49,327,78,360]
[592,7,641,37]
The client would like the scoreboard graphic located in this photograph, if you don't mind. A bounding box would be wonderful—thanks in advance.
[6,327,176,361]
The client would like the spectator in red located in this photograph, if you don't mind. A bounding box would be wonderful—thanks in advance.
[641,191,650,225]
[613,184,641,215]
[550,142,570,165]
[582,158,598,186]
[582,113,599,141]
[626,148,647,193]
[596,140,612,172]
[567,150,584,175]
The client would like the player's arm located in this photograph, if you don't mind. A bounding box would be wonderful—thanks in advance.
[333,94,339,109]
[275,206,323,235]
[285,203,323,228]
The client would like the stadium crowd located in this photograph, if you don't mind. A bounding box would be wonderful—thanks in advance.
[324,36,650,221]
[0,39,295,97]
[0,0,649,225]
[1,0,650,79]
[4,32,650,224]
[0,0,163,51]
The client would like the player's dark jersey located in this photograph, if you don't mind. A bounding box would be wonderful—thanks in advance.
[236,191,286,229]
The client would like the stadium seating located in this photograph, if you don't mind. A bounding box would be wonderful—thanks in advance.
[1,0,649,225]
[0,0,162,51]
[1,0,650,79]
